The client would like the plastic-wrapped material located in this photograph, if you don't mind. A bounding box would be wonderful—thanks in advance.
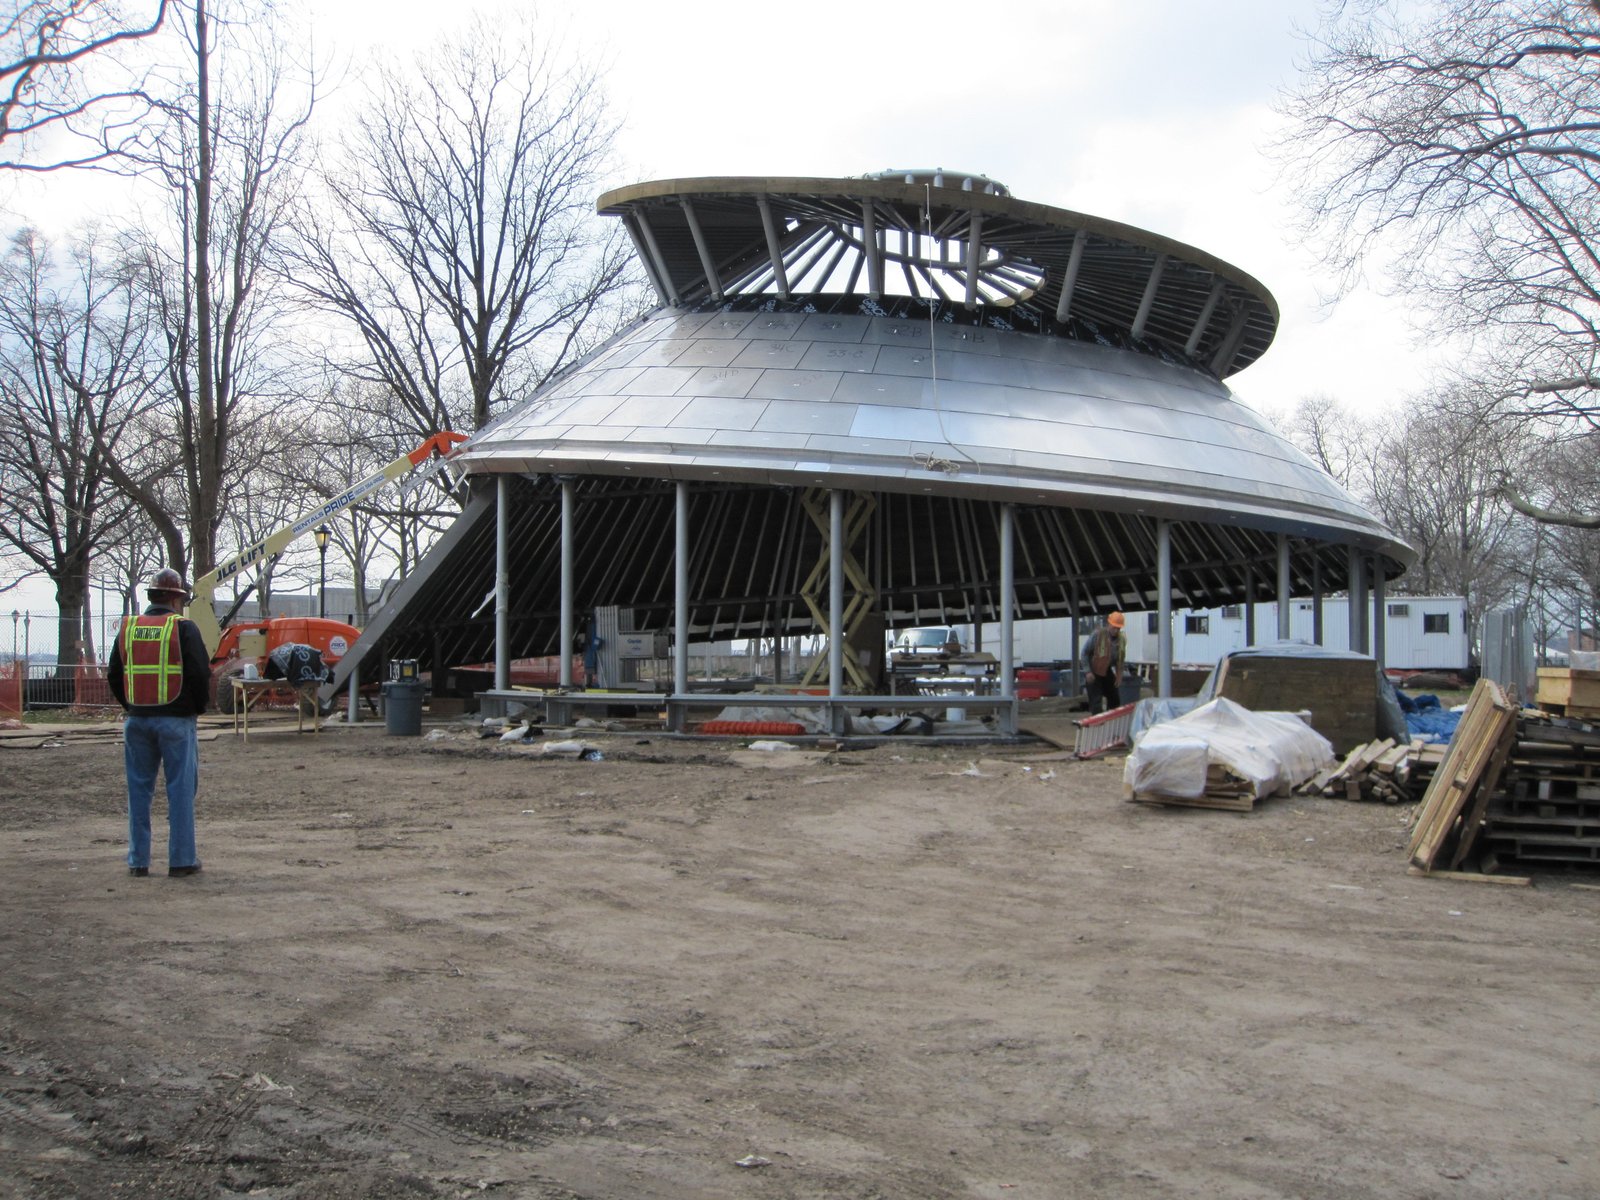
[1123,697,1335,801]
[1129,696,1199,742]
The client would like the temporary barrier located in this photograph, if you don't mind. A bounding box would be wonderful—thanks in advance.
[698,720,807,737]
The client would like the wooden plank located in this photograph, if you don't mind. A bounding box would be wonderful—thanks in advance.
[1406,866,1533,886]
[1374,745,1410,773]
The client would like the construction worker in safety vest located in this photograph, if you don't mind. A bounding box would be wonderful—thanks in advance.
[1079,611,1127,715]
[108,568,213,878]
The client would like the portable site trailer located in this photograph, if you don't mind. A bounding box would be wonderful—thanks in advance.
[1122,596,1469,670]
[1000,596,1469,673]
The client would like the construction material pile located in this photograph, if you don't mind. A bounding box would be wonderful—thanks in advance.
[1296,737,1447,805]
[1401,677,1600,874]
[1123,697,1334,812]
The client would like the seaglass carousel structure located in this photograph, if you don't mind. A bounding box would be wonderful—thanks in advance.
[328,170,1411,734]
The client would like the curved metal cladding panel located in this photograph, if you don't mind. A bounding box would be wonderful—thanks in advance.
[461,305,1399,551]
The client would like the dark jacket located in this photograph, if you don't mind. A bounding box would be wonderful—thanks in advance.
[109,603,213,717]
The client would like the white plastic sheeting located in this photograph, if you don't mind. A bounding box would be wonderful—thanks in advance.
[1122,696,1334,801]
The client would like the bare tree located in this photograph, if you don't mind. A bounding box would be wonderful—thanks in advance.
[284,13,639,437]
[1,0,168,170]
[1280,2,1600,446]
[0,226,153,666]
[89,0,315,584]
[1364,395,1533,647]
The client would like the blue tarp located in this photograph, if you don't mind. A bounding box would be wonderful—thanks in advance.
[1397,690,1461,742]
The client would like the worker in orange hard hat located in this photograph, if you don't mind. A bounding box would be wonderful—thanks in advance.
[107,567,213,879]
[1080,611,1127,714]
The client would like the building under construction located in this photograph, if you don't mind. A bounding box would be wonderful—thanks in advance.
[330,171,1412,733]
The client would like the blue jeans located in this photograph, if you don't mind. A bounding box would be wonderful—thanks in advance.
[124,714,200,871]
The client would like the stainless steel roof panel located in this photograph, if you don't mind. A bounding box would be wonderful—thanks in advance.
[746,369,843,403]
[683,366,763,398]
[796,342,880,374]
[744,313,808,339]
[611,339,690,367]
[830,373,930,408]
[794,313,873,342]
[605,395,691,425]
[669,339,747,368]
[850,405,949,442]
[694,312,760,339]
[753,400,858,436]
[729,339,811,371]
[673,395,771,430]
[628,365,701,395]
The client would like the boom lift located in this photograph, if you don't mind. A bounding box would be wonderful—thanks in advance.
[188,431,468,711]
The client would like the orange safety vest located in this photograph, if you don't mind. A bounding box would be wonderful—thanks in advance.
[121,614,184,707]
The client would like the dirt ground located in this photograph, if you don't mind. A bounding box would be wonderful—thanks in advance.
[2,712,1598,1200]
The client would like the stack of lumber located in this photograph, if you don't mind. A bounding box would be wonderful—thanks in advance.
[1408,679,1519,873]
[1297,737,1447,804]
[1480,715,1600,867]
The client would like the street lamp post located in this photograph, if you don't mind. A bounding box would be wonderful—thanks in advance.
[315,524,331,619]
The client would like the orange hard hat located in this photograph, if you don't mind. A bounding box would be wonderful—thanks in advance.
[1108,611,1125,629]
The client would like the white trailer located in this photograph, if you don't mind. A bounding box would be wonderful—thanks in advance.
[989,596,1469,673]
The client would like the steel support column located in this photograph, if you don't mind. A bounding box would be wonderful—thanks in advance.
[1373,566,1387,670]
[1277,534,1291,640]
[495,476,509,693]
[1157,519,1173,699]
[999,504,1016,734]
[1348,546,1366,654]
[1312,555,1324,645]
[829,490,844,705]
[675,483,689,700]
[559,480,574,689]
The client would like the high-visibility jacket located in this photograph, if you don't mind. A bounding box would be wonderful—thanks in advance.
[120,614,185,707]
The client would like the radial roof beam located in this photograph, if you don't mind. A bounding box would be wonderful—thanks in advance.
[964,212,983,309]
[1210,305,1250,376]
[862,199,883,299]
[1185,279,1225,357]
[755,195,790,299]
[628,210,678,306]
[679,197,723,302]
[1129,253,1167,340]
[1053,229,1087,324]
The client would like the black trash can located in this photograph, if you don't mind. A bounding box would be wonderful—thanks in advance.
[382,679,424,736]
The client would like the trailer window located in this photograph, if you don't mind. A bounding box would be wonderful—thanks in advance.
[1185,615,1210,635]
[1423,612,1450,634]
[1147,612,1158,634]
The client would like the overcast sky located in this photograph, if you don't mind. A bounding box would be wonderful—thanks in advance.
[6,0,1435,616]
[298,0,1435,417]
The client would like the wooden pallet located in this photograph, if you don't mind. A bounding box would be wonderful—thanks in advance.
[1408,679,1519,873]
[1481,717,1600,867]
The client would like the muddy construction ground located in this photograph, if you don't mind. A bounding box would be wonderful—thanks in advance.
[2,714,1598,1199]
